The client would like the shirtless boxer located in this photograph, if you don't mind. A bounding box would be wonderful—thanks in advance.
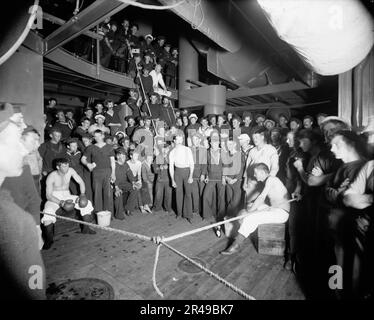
[221,163,290,255]
[41,158,96,250]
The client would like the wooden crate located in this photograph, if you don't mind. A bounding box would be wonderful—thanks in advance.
[257,223,286,256]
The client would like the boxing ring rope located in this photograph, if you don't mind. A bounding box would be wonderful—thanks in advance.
[42,198,296,300]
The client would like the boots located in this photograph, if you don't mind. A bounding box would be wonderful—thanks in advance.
[81,214,96,234]
[220,234,246,255]
[42,223,54,250]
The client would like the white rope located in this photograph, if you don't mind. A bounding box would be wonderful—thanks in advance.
[152,244,164,298]
[0,0,39,66]
[160,241,256,300]
[43,211,257,300]
[190,0,205,30]
[162,198,297,243]
[42,212,152,242]
[118,0,185,10]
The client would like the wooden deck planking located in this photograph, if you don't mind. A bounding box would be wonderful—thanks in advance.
[42,210,305,300]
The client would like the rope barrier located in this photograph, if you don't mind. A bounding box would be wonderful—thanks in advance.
[152,244,164,298]
[159,240,256,300]
[43,198,297,299]
[41,210,259,299]
[162,198,297,243]
[42,212,152,242]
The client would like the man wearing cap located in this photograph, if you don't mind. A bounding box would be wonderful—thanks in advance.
[169,133,194,222]
[0,102,46,299]
[238,133,253,163]
[186,113,201,146]
[81,130,116,213]
[88,114,110,135]
[264,119,276,132]
[141,34,156,61]
[189,132,207,217]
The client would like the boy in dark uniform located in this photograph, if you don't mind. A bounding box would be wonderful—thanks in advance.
[189,133,207,217]
[153,144,173,213]
[202,137,226,231]
[66,138,84,195]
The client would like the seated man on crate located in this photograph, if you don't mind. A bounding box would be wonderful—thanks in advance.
[41,158,96,250]
[220,163,290,255]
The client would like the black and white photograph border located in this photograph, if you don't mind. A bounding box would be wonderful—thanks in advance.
[0,0,373,308]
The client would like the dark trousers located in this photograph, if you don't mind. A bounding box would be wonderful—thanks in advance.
[154,180,172,212]
[191,178,204,214]
[33,175,40,196]
[202,180,225,221]
[141,182,153,206]
[82,168,93,202]
[92,168,112,212]
[114,193,125,218]
[225,179,243,217]
[286,201,303,259]
[124,189,140,212]
[174,167,193,219]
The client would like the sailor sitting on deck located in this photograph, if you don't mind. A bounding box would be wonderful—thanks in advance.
[220,163,290,255]
[41,158,96,250]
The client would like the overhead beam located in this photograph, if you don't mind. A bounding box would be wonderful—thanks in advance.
[44,82,123,99]
[43,12,103,41]
[45,47,136,89]
[22,30,44,55]
[226,81,311,100]
[158,0,241,53]
[44,0,128,54]
[227,100,331,112]
[186,79,208,87]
